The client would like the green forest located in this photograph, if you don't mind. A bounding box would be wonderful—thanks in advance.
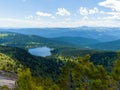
[0,32,120,90]
[17,53,120,90]
[0,45,120,90]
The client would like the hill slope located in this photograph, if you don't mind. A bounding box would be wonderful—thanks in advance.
[52,36,100,47]
[51,47,117,71]
[0,31,102,49]
[0,46,63,80]
[0,32,72,49]
[91,39,120,51]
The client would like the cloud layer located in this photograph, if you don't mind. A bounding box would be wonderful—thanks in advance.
[36,12,52,17]
[1,0,120,28]
[79,7,100,16]
[56,8,71,16]
[99,0,120,11]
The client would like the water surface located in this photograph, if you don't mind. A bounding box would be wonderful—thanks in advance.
[29,47,52,57]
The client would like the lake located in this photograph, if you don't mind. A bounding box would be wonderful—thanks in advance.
[29,47,52,57]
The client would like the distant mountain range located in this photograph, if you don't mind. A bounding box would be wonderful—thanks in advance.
[0,31,102,50]
[0,27,120,51]
[1,27,120,42]
[52,36,100,47]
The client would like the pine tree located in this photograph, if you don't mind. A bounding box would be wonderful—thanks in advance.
[59,60,73,90]
[17,68,37,90]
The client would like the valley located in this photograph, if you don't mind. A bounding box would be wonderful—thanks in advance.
[0,28,120,89]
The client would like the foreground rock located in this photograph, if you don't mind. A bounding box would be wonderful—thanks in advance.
[0,70,17,89]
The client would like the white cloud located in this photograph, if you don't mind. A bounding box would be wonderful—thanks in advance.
[102,12,120,20]
[79,7,100,15]
[0,18,57,28]
[79,7,89,16]
[82,16,89,20]
[56,8,71,16]
[51,16,56,19]
[98,0,120,20]
[0,18,120,28]
[36,11,52,17]
[100,11,105,14]
[64,18,71,21]
[25,15,33,19]
[99,0,120,11]
[89,7,99,14]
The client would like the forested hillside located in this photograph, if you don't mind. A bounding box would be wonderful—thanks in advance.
[1,31,120,51]
[91,39,120,51]
[16,54,120,90]
[0,32,72,49]
[0,30,120,89]
[51,47,117,71]
[52,36,100,47]
[0,46,63,80]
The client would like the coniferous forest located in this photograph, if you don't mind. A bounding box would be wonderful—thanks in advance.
[0,29,120,90]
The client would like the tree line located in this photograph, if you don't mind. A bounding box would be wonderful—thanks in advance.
[17,52,120,90]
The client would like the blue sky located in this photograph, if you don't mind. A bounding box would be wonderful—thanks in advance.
[0,0,120,28]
